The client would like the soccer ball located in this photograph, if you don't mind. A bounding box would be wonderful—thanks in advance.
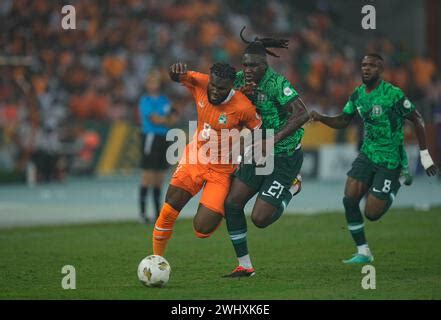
[137,255,171,287]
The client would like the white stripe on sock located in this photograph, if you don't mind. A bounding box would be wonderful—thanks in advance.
[155,226,173,231]
[348,223,364,231]
[230,233,246,241]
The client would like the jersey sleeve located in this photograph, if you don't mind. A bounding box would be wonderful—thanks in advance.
[343,90,359,115]
[275,77,299,106]
[180,71,209,90]
[392,89,416,117]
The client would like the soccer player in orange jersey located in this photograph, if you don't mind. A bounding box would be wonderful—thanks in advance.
[152,62,262,257]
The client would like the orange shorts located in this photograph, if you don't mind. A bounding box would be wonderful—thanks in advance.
[170,163,232,215]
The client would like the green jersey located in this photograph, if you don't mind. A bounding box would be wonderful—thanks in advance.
[343,80,416,169]
[235,68,303,155]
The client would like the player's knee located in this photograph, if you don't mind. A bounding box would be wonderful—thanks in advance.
[193,224,213,238]
[251,214,270,229]
[364,209,382,222]
[193,229,212,239]
[192,220,217,238]
[164,197,178,211]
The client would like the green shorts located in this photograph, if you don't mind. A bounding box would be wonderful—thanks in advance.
[234,148,303,208]
[348,153,401,201]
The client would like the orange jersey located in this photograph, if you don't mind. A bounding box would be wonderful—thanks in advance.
[180,71,261,172]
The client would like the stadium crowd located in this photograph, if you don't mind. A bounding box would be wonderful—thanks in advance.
[0,0,440,182]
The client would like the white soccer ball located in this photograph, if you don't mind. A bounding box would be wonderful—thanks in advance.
[137,255,171,287]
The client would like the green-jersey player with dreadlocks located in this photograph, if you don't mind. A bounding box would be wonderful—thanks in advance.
[223,27,310,277]
[311,53,439,264]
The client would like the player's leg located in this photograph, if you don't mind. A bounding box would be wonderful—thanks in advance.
[364,166,401,221]
[193,204,223,238]
[139,133,154,223]
[152,164,202,256]
[251,150,303,228]
[223,164,262,277]
[151,135,171,222]
[152,170,167,221]
[152,185,193,256]
[140,170,153,223]
[342,153,374,264]
[193,172,230,238]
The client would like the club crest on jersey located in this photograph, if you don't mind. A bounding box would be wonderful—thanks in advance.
[218,113,227,124]
[257,92,267,102]
[403,99,411,109]
[371,105,383,117]
[283,87,294,96]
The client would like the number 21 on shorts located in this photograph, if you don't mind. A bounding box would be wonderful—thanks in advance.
[263,180,284,199]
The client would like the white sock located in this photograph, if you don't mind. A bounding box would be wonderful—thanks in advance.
[238,254,253,269]
[357,244,371,256]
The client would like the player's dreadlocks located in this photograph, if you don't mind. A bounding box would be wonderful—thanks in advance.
[240,26,288,58]
[210,62,236,81]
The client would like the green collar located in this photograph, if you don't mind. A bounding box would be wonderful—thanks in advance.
[362,79,384,95]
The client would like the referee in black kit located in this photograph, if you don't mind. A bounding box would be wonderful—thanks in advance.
[138,70,177,224]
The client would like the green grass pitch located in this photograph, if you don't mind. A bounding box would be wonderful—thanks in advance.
[0,207,440,299]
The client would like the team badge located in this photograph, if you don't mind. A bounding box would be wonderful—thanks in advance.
[257,92,267,102]
[403,99,411,109]
[218,113,227,124]
[371,105,383,117]
[283,87,294,96]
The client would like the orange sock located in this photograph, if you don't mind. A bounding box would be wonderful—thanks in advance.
[152,202,180,256]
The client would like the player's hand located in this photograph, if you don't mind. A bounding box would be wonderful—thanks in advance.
[425,164,438,177]
[309,110,321,122]
[420,149,438,177]
[239,82,256,97]
[169,62,187,81]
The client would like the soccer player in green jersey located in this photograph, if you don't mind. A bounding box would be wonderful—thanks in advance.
[311,53,439,264]
[223,28,310,277]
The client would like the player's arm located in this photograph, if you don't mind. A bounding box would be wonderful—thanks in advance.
[310,111,354,129]
[405,110,438,176]
[169,62,188,83]
[273,97,310,145]
[311,89,357,129]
